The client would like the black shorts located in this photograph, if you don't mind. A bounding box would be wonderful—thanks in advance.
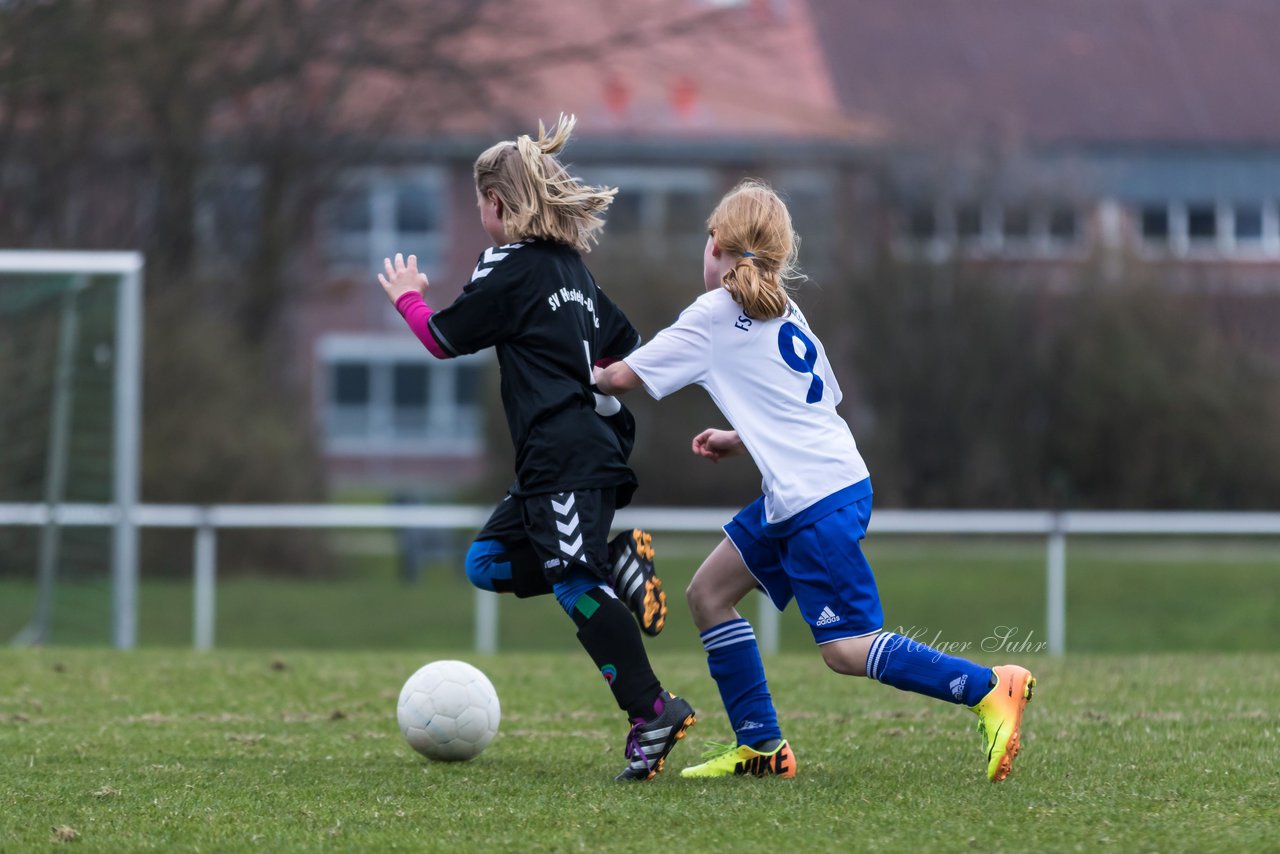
[476,487,619,584]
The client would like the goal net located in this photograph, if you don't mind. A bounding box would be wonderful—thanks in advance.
[0,251,143,647]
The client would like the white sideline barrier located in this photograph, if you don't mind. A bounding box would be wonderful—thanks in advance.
[4,503,1280,655]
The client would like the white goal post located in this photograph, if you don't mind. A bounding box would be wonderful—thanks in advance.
[0,251,144,649]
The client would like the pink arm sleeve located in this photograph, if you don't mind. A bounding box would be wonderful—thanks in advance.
[395,292,450,359]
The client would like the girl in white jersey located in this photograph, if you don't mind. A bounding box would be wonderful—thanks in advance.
[595,180,1036,783]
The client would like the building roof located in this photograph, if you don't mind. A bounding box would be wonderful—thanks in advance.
[343,0,886,144]
[809,0,1280,147]
[292,0,874,145]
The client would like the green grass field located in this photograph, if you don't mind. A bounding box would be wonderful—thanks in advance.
[1,535,1277,849]
[2,649,1277,852]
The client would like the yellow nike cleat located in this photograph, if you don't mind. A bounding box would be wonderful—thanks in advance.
[970,664,1036,783]
[680,739,797,779]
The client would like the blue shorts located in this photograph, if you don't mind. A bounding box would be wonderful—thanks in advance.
[724,481,883,645]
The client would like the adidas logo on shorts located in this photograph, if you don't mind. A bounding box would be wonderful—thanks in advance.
[815,606,840,626]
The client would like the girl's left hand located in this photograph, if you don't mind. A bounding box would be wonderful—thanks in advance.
[378,253,429,304]
[691,428,745,462]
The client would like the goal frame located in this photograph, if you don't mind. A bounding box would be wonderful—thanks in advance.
[0,250,144,648]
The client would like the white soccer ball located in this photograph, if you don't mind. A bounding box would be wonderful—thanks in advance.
[397,660,500,761]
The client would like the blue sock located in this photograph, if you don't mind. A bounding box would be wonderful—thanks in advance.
[865,632,993,706]
[463,540,511,592]
[552,569,603,618]
[701,618,782,746]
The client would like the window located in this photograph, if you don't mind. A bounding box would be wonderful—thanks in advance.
[332,186,372,232]
[318,335,488,456]
[455,363,486,407]
[605,193,643,234]
[1002,207,1032,242]
[326,168,446,273]
[1186,204,1217,243]
[906,206,937,241]
[956,204,984,244]
[899,199,1083,258]
[392,363,430,435]
[329,361,372,438]
[1136,200,1280,257]
[197,168,263,264]
[1141,205,1170,243]
[393,363,428,407]
[772,170,837,260]
[665,189,711,235]
[1233,205,1263,243]
[1048,207,1078,244]
[578,167,714,245]
[395,185,436,233]
[333,362,370,405]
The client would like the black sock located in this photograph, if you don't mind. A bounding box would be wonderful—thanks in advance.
[571,589,661,719]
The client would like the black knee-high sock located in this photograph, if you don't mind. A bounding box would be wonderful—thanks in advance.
[571,588,661,719]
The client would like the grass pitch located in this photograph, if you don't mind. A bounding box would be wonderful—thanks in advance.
[2,649,1277,852]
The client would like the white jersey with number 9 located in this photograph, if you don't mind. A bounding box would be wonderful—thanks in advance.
[624,288,869,525]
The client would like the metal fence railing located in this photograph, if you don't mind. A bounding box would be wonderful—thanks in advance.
[4,503,1280,655]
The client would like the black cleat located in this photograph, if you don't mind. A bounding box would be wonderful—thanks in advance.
[615,691,697,781]
[607,529,666,636]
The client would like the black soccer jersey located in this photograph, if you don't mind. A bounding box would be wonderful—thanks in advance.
[428,239,641,497]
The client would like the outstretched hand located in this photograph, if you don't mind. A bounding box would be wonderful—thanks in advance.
[378,253,429,305]
[691,428,745,463]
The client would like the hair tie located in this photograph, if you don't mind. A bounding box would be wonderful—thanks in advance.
[742,251,756,258]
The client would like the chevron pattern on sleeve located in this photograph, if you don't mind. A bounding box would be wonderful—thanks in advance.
[469,241,526,283]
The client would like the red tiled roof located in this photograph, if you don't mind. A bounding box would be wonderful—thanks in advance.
[294,0,878,142]
[809,0,1280,146]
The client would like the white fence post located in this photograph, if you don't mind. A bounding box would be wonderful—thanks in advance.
[756,592,780,655]
[111,259,144,650]
[1046,516,1067,657]
[193,520,217,651]
[474,588,498,654]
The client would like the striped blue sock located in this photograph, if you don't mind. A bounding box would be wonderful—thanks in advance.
[701,618,782,746]
[865,631,993,706]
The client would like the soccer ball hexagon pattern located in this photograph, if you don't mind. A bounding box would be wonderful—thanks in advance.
[397,660,500,761]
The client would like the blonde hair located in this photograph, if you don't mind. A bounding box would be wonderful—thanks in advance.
[473,114,616,252]
[707,179,802,320]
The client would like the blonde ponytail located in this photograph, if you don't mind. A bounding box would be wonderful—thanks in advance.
[707,179,802,320]
[474,115,617,252]
[721,257,789,320]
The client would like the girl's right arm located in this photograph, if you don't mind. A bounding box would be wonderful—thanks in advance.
[379,253,450,359]
[691,428,746,463]
[593,360,642,395]
[378,253,428,304]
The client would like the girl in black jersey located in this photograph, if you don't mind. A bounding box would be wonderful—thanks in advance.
[377,115,695,781]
